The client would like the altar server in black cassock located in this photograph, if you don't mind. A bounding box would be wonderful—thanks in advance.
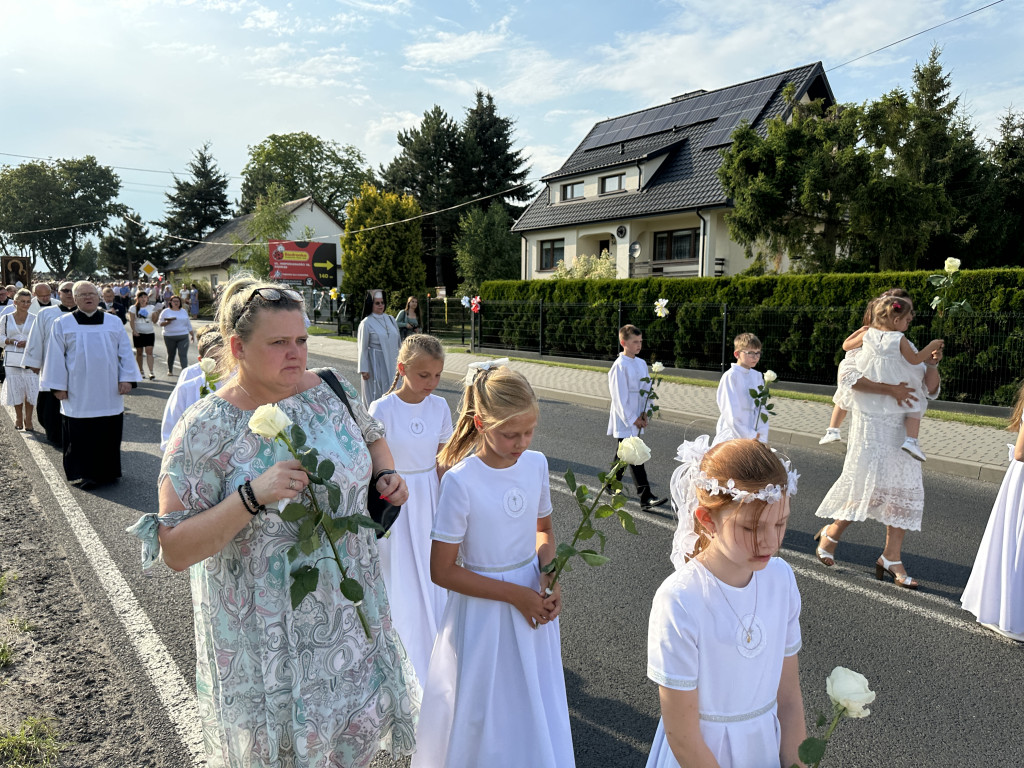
[39,282,140,489]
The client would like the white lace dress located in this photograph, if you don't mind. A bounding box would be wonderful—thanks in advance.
[815,354,931,530]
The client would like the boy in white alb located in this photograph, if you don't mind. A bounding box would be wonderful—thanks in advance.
[715,332,770,445]
[608,324,667,511]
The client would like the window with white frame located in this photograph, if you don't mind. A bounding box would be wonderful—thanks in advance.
[600,174,625,194]
[561,182,584,201]
[653,228,699,262]
[539,239,565,271]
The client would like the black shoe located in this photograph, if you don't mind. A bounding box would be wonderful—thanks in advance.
[640,496,668,511]
[78,479,98,491]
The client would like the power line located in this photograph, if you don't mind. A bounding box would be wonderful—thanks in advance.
[826,0,1009,71]
[0,151,245,180]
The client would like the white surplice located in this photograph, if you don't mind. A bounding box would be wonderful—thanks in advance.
[40,311,141,418]
[714,363,769,444]
[607,353,649,438]
[22,304,74,380]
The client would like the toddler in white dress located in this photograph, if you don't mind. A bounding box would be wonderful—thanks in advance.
[369,334,453,684]
[843,295,942,461]
[651,436,805,768]
[412,363,574,768]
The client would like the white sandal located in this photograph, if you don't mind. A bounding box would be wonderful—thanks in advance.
[875,555,919,589]
[813,526,839,567]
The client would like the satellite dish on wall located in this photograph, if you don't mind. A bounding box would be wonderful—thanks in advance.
[629,241,641,259]
[615,225,628,239]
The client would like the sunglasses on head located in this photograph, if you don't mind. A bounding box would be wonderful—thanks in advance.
[243,287,303,310]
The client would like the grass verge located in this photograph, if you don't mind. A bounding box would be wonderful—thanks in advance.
[0,717,62,767]
[307,326,356,343]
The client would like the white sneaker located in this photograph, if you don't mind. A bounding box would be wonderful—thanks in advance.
[901,437,926,462]
[818,428,842,445]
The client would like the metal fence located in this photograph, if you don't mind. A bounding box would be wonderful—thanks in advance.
[423,298,1024,407]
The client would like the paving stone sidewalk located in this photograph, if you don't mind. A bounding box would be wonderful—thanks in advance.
[306,334,1011,482]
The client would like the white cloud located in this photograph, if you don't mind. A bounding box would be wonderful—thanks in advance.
[242,4,286,33]
[405,27,509,67]
[146,41,221,63]
[335,0,410,15]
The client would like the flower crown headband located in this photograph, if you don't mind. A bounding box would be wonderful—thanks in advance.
[668,435,799,569]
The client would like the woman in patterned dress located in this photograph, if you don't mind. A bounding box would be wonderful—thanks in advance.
[130,275,419,768]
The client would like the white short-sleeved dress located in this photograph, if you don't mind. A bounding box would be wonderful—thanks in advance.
[852,329,927,417]
[646,558,802,768]
[961,441,1024,637]
[368,392,453,684]
[411,450,575,768]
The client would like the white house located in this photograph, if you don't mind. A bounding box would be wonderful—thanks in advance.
[513,62,835,279]
[167,196,344,291]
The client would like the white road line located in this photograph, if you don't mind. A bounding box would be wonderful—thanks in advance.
[19,431,206,766]
[550,473,991,638]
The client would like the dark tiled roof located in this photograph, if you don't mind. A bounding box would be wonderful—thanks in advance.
[513,63,831,233]
[167,196,317,271]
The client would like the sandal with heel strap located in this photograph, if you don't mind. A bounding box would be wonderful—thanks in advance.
[812,525,839,567]
[875,555,919,590]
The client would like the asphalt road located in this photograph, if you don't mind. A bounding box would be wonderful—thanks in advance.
[9,349,1024,767]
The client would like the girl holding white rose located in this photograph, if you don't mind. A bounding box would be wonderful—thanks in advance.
[650,437,806,768]
[412,364,575,768]
[130,276,419,768]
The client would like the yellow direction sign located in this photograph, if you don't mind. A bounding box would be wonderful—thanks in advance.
[139,260,158,279]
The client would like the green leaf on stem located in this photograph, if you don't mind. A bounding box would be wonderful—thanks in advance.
[797,737,827,764]
[565,468,577,492]
[301,535,319,556]
[579,550,610,566]
[317,459,336,482]
[594,504,615,519]
[597,471,606,484]
[555,542,578,560]
[280,503,308,522]
[575,485,589,503]
[596,530,607,553]
[651,405,660,412]
[612,494,626,510]
[339,577,364,603]
[348,514,385,534]
[760,413,769,423]
[617,509,639,534]
[300,452,318,475]
[326,481,341,511]
[286,543,302,561]
[540,559,556,573]
[816,713,827,728]
[749,388,758,398]
[576,524,595,540]
[290,564,320,609]
[926,274,945,287]
[290,424,307,448]
[298,519,314,542]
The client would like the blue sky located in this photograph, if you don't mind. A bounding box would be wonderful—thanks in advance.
[3,0,1022,229]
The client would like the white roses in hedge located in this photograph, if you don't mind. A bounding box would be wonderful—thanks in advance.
[248,403,293,439]
[826,666,876,718]
[617,436,651,466]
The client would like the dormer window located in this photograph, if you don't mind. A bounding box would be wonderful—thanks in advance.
[561,182,584,201]
[600,174,625,194]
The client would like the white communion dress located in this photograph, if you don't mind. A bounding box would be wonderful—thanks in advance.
[368,391,453,684]
[961,440,1024,638]
[412,450,575,768]
[646,558,802,768]
[852,329,927,417]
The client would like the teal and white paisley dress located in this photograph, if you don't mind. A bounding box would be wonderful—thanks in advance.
[134,370,418,768]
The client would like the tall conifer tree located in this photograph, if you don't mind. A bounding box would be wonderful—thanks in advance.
[157,142,232,260]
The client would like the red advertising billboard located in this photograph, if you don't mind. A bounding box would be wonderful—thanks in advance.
[268,241,338,286]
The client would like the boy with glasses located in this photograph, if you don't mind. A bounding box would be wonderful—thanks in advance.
[715,332,770,444]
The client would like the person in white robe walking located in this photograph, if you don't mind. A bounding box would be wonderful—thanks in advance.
[357,289,401,406]
[23,281,77,445]
[40,281,141,489]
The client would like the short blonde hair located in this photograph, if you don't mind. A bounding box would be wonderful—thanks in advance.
[385,334,445,395]
[733,332,761,352]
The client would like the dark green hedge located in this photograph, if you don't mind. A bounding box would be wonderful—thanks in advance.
[477,270,1024,406]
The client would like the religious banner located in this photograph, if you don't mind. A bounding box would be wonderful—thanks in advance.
[1,255,31,287]
[269,241,338,287]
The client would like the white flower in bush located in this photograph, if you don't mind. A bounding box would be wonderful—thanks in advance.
[617,436,651,465]
[826,666,876,719]
[654,298,669,318]
[248,403,292,439]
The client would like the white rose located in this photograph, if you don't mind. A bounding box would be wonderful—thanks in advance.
[617,436,651,466]
[944,257,961,274]
[248,403,292,439]
[763,369,777,384]
[651,362,665,374]
[199,357,218,375]
[826,666,875,719]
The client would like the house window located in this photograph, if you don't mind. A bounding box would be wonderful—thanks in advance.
[539,239,565,271]
[600,174,625,194]
[561,182,584,201]
[653,228,699,262]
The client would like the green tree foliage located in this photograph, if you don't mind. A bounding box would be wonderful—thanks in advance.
[552,250,617,280]
[0,156,121,278]
[240,132,375,222]
[462,91,532,216]
[380,106,465,287]
[233,184,295,278]
[989,109,1024,266]
[454,204,520,295]
[75,240,99,277]
[99,210,162,279]
[156,142,232,262]
[341,183,425,307]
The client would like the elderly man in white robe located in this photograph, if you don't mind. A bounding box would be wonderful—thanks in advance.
[40,281,141,489]
[23,281,77,445]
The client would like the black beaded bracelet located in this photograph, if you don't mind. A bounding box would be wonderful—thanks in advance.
[241,480,264,515]
[237,484,257,515]
[372,468,396,487]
